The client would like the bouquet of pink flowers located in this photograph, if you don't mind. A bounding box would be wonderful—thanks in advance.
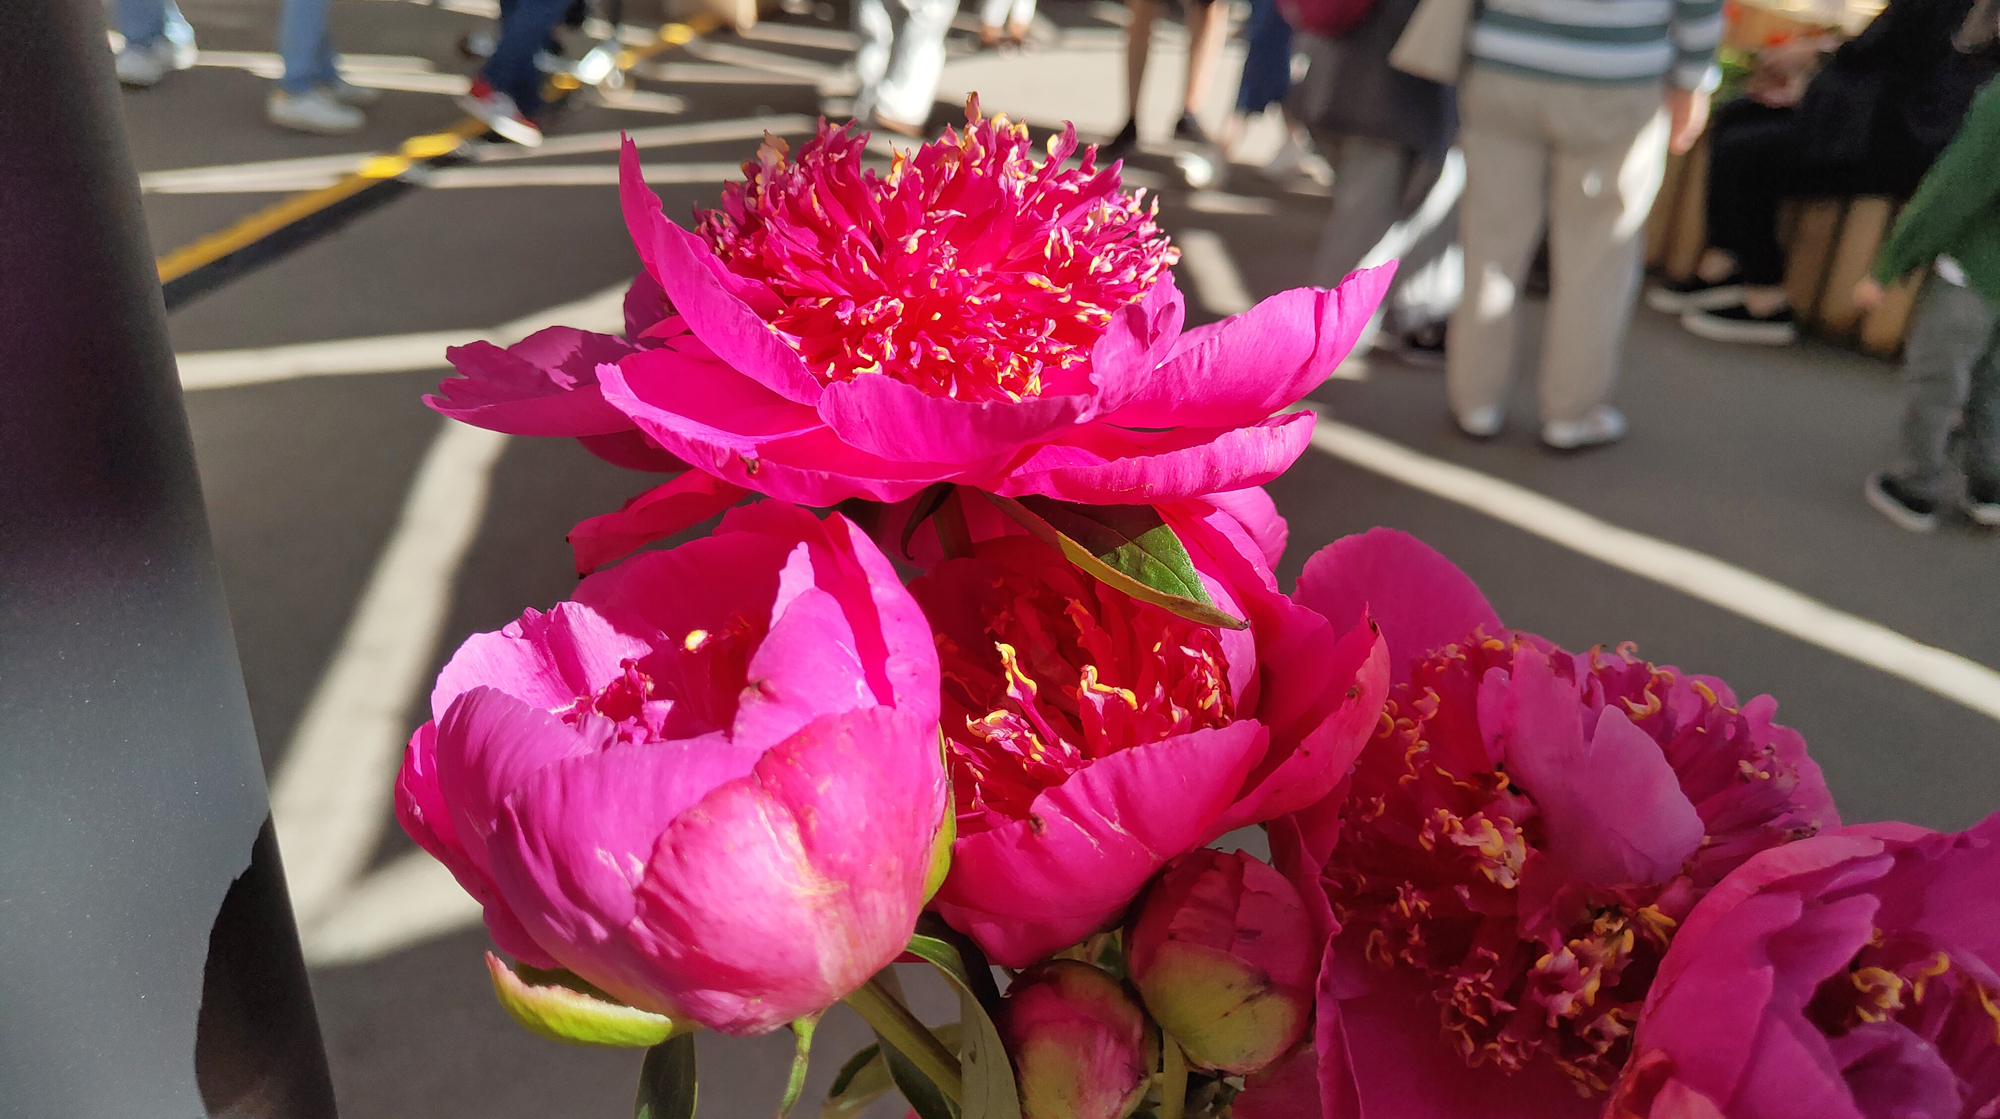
[397,102,2000,1119]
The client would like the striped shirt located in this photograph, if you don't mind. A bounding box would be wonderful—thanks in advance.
[1469,0,1725,90]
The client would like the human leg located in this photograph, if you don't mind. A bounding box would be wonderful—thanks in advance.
[853,0,897,122]
[1448,70,1551,432]
[1965,319,2000,522]
[873,0,955,129]
[1309,136,1418,287]
[1539,83,1667,428]
[277,0,339,94]
[484,0,571,116]
[1181,0,1230,121]
[1893,278,1995,502]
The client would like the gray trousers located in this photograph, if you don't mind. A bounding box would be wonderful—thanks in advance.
[1310,135,1464,337]
[1894,274,2000,498]
[1448,68,1668,425]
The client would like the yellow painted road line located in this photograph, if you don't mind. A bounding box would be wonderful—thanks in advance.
[153,16,717,287]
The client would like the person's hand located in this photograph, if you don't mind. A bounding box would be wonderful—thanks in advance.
[1747,35,1835,107]
[1666,86,1712,155]
[1852,277,1886,310]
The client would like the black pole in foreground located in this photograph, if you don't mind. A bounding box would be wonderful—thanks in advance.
[0,4,339,1117]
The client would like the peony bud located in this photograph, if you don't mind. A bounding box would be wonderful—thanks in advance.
[997,960,1156,1119]
[1125,848,1315,1074]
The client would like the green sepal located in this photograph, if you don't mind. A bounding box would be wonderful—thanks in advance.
[902,929,1023,1119]
[779,1013,821,1118]
[634,1033,698,1119]
[977,492,1248,630]
[486,952,684,1048]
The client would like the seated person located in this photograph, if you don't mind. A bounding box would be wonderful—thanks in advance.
[1648,0,1993,344]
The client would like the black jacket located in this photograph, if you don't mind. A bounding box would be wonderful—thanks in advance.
[1821,0,1992,155]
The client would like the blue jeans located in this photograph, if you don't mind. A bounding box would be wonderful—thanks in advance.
[484,0,572,116]
[114,0,176,47]
[278,0,339,93]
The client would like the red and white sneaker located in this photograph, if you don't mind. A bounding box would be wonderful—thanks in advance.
[458,79,543,147]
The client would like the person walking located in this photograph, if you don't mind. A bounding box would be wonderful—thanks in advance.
[980,0,1036,49]
[1446,0,1718,449]
[1291,0,1460,357]
[853,0,957,135]
[1103,0,1233,157]
[267,0,378,134]
[1857,75,2000,532]
[112,0,197,88]
[461,0,575,145]
[1649,0,1991,344]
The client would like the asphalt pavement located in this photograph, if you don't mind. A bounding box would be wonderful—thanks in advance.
[110,0,2000,1114]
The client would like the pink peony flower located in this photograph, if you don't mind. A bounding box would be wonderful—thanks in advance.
[1606,814,2000,1119]
[998,960,1157,1119]
[1126,848,1318,1074]
[393,502,946,1035]
[431,104,1390,540]
[910,495,1389,966]
[1284,529,1839,1116]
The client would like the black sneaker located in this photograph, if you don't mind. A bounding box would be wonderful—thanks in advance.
[1865,472,1939,533]
[1173,112,1210,145]
[1101,117,1139,160]
[1646,271,1747,314]
[1969,476,2000,526]
[1681,303,1798,345]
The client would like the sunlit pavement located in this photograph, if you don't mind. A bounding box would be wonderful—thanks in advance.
[116,1,2000,1115]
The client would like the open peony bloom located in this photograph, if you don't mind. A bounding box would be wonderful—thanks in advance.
[393,503,946,1036]
[1285,529,1839,1117]
[1126,848,1317,1074]
[999,960,1158,1119]
[1606,813,2000,1119]
[910,494,1388,966]
[429,104,1390,537]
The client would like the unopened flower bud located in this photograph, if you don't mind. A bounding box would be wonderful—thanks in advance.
[997,960,1156,1119]
[1125,848,1315,1074]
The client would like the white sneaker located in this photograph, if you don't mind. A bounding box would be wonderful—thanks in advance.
[1542,405,1627,451]
[267,88,365,135]
[322,76,380,106]
[1456,405,1503,439]
[115,41,176,87]
[459,80,543,147]
[163,2,199,70]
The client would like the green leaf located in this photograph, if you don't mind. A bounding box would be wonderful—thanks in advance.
[844,974,965,1108]
[778,1013,820,1118]
[822,1024,964,1119]
[902,934,1024,1119]
[634,1033,698,1119]
[883,1039,961,1119]
[976,492,1248,630]
[486,952,684,1048]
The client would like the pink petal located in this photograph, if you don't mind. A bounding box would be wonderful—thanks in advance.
[568,471,753,574]
[485,727,769,1016]
[1107,265,1395,428]
[432,601,655,720]
[577,430,690,473]
[431,686,611,883]
[427,328,639,436]
[1294,528,1502,687]
[1488,646,1705,888]
[632,706,945,1034]
[1080,271,1188,417]
[618,140,822,405]
[1317,941,1597,1119]
[933,720,1270,967]
[396,720,559,968]
[816,372,1093,463]
[600,346,825,454]
[1203,486,1288,569]
[997,412,1318,504]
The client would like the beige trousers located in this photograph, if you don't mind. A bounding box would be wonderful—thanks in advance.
[1447,67,1669,425]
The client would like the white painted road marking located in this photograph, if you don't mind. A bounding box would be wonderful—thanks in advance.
[1308,412,2000,722]
[272,419,505,956]
[176,281,629,390]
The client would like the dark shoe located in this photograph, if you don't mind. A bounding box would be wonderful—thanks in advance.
[1969,477,2000,526]
[1173,112,1210,145]
[1101,117,1139,160]
[1646,271,1748,314]
[1865,472,1939,533]
[1681,303,1798,345]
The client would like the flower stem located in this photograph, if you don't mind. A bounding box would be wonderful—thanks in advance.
[843,976,965,1107]
[1158,1030,1188,1119]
